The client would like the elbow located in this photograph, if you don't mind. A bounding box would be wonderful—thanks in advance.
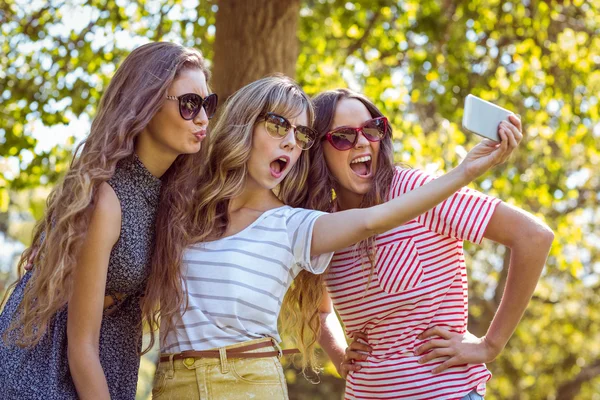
[67,340,98,369]
[535,224,555,250]
[319,311,334,324]
[513,222,554,253]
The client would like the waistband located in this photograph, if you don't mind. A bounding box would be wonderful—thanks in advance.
[159,337,299,362]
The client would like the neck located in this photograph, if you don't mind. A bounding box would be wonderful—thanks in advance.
[335,187,364,211]
[229,178,281,213]
[134,135,178,178]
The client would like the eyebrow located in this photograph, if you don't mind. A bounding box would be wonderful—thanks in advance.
[331,121,366,130]
[173,89,209,97]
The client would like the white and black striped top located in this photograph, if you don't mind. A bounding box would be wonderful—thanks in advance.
[161,206,333,353]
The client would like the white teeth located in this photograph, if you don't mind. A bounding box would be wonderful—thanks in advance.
[350,155,371,164]
[278,157,287,163]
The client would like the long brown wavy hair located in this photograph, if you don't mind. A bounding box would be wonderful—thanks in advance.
[281,88,397,372]
[3,42,210,352]
[152,75,315,354]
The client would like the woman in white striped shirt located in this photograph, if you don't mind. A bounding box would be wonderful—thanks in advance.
[295,88,554,399]
[151,76,522,399]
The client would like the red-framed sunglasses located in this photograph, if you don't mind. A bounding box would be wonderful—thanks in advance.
[323,117,388,151]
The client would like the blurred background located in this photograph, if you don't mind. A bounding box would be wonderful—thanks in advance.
[1,0,599,399]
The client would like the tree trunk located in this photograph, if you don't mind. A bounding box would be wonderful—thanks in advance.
[212,0,301,101]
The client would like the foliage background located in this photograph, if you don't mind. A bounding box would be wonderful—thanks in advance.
[1,0,599,399]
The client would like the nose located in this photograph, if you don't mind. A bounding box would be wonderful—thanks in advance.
[280,127,297,150]
[193,106,209,127]
[354,130,370,149]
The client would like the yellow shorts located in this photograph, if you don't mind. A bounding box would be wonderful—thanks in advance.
[153,337,289,400]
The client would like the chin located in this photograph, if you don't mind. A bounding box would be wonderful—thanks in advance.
[253,175,278,191]
[181,143,202,155]
[265,179,281,191]
[350,182,372,196]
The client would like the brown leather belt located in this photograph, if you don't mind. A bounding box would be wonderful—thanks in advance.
[159,340,300,362]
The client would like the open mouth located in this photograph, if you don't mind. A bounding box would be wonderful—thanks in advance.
[349,155,372,177]
[270,156,289,178]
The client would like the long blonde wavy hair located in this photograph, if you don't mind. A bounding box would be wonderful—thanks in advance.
[3,42,210,352]
[282,89,397,373]
[153,75,316,359]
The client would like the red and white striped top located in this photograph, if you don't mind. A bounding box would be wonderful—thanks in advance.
[326,167,501,400]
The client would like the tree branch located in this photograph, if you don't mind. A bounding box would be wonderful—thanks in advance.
[345,9,381,58]
[556,358,600,400]
[154,2,176,41]
[547,188,597,219]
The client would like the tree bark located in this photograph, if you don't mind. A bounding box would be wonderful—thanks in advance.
[212,0,301,101]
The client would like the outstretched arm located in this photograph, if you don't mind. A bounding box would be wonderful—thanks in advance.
[311,116,523,256]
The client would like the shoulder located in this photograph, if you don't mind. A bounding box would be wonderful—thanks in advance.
[281,207,327,230]
[90,183,121,243]
[96,182,121,212]
[391,166,433,182]
[282,206,325,218]
[389,167,435,197]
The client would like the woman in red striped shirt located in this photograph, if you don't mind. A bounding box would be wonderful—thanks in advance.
[295,89,553,399]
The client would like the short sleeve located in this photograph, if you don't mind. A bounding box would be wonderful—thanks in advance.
[285,208,333,274]
[389,167,501,244]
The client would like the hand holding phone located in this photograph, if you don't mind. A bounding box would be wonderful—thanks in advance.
[462,94,516,142]
[458,111,523,181]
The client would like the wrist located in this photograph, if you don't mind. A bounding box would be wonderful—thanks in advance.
[450,164,476,186]
[482,335,505,359]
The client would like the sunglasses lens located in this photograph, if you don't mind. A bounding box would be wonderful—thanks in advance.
[265,115,288,138]
[203,94,218,119]
[363,118,387,141]
[330,130,357,150]
[179,93,202,120]
[296,127,316,149]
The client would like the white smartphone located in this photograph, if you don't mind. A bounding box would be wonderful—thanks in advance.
[462,94,515,142]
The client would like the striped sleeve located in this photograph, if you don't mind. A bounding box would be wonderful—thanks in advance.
[389,167,501,244]
[285,208,333,274]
